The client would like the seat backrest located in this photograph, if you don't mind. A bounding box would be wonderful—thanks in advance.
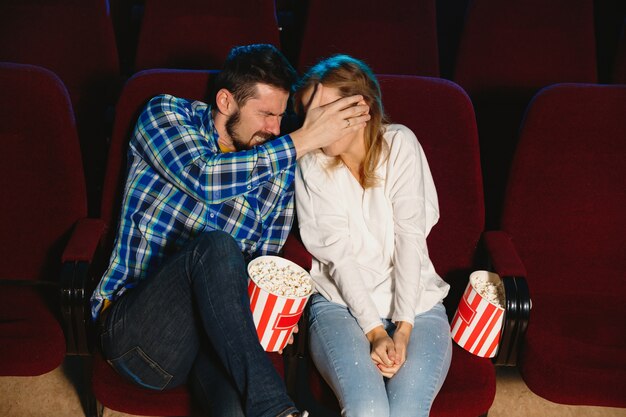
[0,0,120,215]
[377,75,484,301]
[501,84,626,296]
[454,0,597,95]
[134,0,281,71]
[0,63,87,281]
[101,69,218,238]
[297,0,439,76]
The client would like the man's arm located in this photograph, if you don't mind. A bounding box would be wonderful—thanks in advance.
[288,85,371,159]
[133,94,296,204]
[255,181,295,257]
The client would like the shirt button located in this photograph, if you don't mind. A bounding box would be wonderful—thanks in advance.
[247,185,252,190]
[210,213,215,218]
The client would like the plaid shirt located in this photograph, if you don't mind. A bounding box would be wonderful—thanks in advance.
[91,94,297,319]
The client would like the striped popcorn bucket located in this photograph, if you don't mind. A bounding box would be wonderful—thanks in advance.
[451,271,505,358]
[247,256,313,352]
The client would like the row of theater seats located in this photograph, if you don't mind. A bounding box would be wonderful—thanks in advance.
[1,62,624,416]
[1,0,625,226]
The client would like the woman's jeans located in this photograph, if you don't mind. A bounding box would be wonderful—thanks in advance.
[308,295,452,417]
[99,231,298,417]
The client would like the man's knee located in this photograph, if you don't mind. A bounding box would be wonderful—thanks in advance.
[191,230,240,260]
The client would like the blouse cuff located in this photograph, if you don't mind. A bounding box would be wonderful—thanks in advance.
[391,315,415,327]
[362,320,385,335]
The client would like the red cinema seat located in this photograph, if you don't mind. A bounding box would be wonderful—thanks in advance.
[296,0,439,76]
[484,83,626,407]
[453,0,597,228]
[0,0,121,216]
[0,63,104,376]
[134,0,281,72]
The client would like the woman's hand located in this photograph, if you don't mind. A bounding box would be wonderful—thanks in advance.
[391,321,412,371]
[367,326,398,378]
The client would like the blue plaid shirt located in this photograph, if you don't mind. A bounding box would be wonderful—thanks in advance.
[91,94,297,319]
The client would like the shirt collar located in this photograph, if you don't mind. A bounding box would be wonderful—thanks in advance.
[204,105,222,152]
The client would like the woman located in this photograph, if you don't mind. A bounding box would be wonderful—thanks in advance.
[294,55,452,417]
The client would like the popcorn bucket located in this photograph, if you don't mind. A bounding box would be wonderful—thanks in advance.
[247,256,314,352]
[450,271,505,358]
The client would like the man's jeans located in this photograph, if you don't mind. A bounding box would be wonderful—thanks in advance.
[100,231,298,417]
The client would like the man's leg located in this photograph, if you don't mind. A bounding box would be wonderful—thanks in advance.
[188,338,245,417]
[101,230,298,417]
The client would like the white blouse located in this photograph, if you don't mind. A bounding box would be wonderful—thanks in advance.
[295,124,450,334]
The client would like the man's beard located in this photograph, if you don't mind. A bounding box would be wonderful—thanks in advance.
[225,109,274,151]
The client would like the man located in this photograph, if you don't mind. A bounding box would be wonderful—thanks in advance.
[90,44,370,417]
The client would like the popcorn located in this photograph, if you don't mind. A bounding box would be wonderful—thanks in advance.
[248,258,312,297]
[247,256,313,351]
[451,271,506,358]
[470,271,505,309]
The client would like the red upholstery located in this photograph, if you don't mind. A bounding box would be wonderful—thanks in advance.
[297,0,439,76]
[286,76,495,416]
[453,0,598,228]
[454,0,597,94]
[92,351,285,416]
[0,63,87,375]
[501,84,626,407]
[134,0,281,71]
[0,0,121,215]
[95,69,286,415]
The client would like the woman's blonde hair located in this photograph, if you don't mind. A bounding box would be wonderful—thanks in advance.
[294,55,389,188]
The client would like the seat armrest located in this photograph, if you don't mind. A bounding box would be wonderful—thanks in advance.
[61,218,108,263]
[482,231,526,277]
[60,218,108,356]
[482,231,531,366]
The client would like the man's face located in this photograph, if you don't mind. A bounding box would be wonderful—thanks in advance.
[225,83,289,151]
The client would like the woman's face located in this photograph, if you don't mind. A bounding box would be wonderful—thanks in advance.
[300,85,362,157]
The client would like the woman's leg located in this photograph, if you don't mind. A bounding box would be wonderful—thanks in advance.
[308,294,390,417]
[385,302,452,417]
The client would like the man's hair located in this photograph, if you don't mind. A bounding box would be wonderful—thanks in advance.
[211,44,297,107]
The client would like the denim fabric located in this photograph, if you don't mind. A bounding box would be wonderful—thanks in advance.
[100,230,298,417]
[308,295,452,417]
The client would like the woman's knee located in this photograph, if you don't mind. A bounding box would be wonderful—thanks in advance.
[344,399,389,417]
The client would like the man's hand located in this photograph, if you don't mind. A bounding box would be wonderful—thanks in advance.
[277,324,298,355]
[290,84,370,159]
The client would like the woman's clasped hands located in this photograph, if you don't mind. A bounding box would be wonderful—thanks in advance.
[366,322,413,378]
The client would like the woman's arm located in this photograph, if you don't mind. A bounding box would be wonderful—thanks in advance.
[388,126,440,326]
[295,159,382,334]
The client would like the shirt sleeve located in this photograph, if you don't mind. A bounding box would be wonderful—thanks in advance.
[388,126,440,326]
[295,157,383,334]
[255,181,295,257]
[132,94,297,204]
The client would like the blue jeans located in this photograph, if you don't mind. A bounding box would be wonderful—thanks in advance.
[100,231,298,417]
[308,295,452,417]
